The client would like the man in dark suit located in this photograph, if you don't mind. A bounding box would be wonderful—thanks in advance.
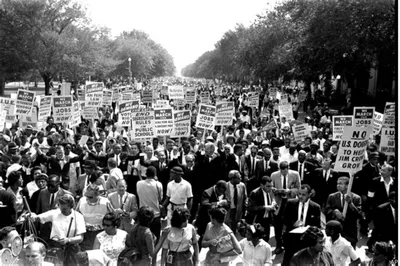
[282,184,321,265]
[289,150,315,185]
[163,139,175,164]
[325,176,362,248]
[368,191,396,249]
[194,180,228,249]
[0,188,16,228]
[312,158,339,208]
[244,146,259,182]
[247,176,278,242]
[250,148,278,194]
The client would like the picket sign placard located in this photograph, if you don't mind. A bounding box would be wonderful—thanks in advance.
[247,92,259,108]
[82,107,98,120]
[153,100,170,109]
[112,87,120,102]
[20,107,38,129]
[131,109,155,139]
[379,127,395,155]
[195,104,216,130]
[215,102,235,126]
[103,89,113,106]
[353,106,374,128]
[184,88,196,103]
[154,108,174,136]
[278,103,294,121]
[0,107,6,131]
[69,101,81,128]
[52,96,73,123]
[16,89,35,115]
[332,116,353,141]
[171,110,191,137]
[168,85,185,100]
[382,102,395,128]
[200,91,210,103]
[38,96,52,122]
[132,93,141,102]
[334,126,373,173]
[141,90,153,104]
[292,123,311,142]
[0,97,17,123]
[85,82,103,107]
[280,94,289,105]
[372,111,384,136]
[77,89,85,104]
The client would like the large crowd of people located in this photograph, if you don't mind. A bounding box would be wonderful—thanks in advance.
[0,79,396,265]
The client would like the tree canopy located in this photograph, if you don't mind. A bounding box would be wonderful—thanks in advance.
[182,0,396,103]
[0,0,175,94]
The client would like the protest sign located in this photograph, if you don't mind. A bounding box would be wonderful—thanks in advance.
[168,85,184,100]
[132,93,141,102]
[171,110,191,137]
[16,89,35,115]
[119,101,137,114]
[372,111,384,136]
[52,96,73,123]
[292,123,311,142]
[0,108,6,131]
[278,103,294,121]
[118,112,132,128]
[258,119,277,133]
[334,126,373,173]
[38,96,52,122]
[174,99,185,109]
[153,100,170,109]
[85,82,103,107]
[82,107,98,120]
[141,90,153,104]
[136,83,142,91]
[121,93,132,102]
[195,104,216,130]
[382,102,395,128]
[215,102,235,126]
[20,107,38,129]
[215,87,222,96]
[0,97,17,123]
[154,108,174,136]
[77,89,85,105]
[131,109,155,139]
[332,116,353,141]
[200,91,210,103]
[185,88,196,103]
[280,94,289,104]
[112,87,120,102]
[60,82,71,95]
[353,106,374,128]
[379,127,395,156]
[79,135,89,147]
[247,92,259,108]
[69,101,81,128]
[103,90,113,106]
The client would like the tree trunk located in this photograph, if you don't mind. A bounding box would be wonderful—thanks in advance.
[0,75,4,96]
[42,74,52,95]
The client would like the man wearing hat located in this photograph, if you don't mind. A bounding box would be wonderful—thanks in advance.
[306,140,323,167]
[162,166,193,225]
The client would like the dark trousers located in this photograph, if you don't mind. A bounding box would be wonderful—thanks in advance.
[273,199,287,248]
[149,216,161,243]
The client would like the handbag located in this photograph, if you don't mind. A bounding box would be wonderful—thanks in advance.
[157,183,167,218]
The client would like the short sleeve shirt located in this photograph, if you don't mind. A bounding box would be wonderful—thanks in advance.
[39,209,86,239]
[166,179,193,204]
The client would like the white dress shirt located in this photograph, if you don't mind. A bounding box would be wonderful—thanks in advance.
[297,199,310,225]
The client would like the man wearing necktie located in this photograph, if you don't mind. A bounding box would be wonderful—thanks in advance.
[248,176,277,243]
[225,144,244,180]
[244,146,258,183]
[313,158,339,208]
[226,170,247,234]
[271,161,301,254]
[282,184,321,264]
[325,176,362,248]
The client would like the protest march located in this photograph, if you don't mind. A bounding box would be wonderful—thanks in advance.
[0,77,396,266]
[0,0,396,265]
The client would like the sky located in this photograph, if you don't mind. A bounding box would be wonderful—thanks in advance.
[82,0,278,75]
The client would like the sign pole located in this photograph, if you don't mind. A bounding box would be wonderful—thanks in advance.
[342,172,355,218]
